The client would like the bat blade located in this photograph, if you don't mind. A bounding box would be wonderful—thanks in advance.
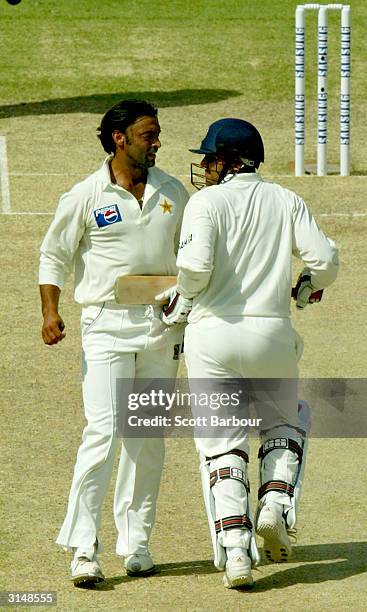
[114,275,176,305]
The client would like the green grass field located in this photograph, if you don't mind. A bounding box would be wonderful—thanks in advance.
[1,1,366,610]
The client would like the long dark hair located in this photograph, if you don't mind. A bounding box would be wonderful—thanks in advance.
[97,99,158,153]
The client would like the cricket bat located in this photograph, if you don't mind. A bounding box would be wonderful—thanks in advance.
[114,275,176,305]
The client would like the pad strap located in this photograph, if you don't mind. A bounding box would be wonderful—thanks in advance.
[258,438,303,463]
[210,466,250,491]
[206,449,249,463]
[215,514,253,533]
[258,480,295,500]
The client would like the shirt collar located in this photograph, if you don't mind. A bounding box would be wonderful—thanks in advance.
[97,156,171,193]
[97,156,114,189]
[222,172,263,184]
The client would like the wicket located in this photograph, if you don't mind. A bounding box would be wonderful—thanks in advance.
[295,4,351,176]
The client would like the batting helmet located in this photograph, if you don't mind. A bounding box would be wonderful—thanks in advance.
[189,118,264,168]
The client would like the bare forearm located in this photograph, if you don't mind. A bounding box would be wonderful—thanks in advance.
[39,284,65,345]
[40,284,61,314]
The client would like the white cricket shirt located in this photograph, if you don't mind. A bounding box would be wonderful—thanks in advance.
[39,157,189,304]
[176,173,338,322]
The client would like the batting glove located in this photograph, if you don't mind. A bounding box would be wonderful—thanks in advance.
[155,287,193,325]
[291,268,324,309]
[155,286,177,304]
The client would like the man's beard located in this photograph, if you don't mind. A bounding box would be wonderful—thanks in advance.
[127,153,156,170]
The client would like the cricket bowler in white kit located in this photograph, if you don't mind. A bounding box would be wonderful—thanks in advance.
[158,118,339,589]
[39,100,189,586]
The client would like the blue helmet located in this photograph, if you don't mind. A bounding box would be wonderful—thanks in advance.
[189,118,264,168]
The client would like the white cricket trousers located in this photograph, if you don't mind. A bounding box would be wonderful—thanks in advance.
[184,316,300,458]
[56,303,182,557]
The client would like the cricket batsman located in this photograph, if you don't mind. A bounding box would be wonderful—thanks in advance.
[158,118,339,588]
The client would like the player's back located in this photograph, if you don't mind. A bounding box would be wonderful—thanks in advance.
[190,174,296,321]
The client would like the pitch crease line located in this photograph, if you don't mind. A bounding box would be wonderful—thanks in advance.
[9,172,89,176]
[1,212,53,216]
[0,136,11,214]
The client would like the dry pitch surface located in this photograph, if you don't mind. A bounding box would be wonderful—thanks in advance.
[1,97,367,612]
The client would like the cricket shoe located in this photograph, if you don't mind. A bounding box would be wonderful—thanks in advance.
[256,503,292,563]
[70,555,105,586]
[125,553,156,577]
[222,548,253,589]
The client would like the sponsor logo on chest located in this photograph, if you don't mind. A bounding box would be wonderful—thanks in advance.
[94,204,122,228]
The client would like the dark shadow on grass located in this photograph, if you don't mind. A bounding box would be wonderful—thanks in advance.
[75,542,367,592]
[74,580,115,592]
[250,541,367,593]
[291,541,367,564]
[91,559,217,590]
[156,559,218,576]
[0,89,242,119]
